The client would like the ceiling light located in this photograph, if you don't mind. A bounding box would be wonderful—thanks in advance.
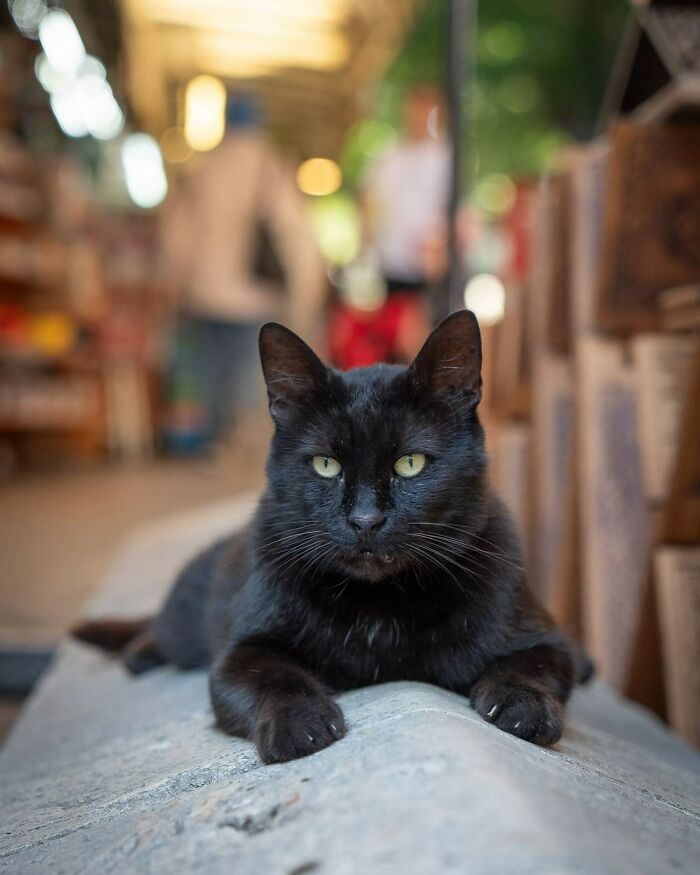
[34,52,71,94]
[80,56,107,80]
[184,75,226,151]
[76,77,124,140]
[49,89,88,138]
[198,30,349,73]
[140,0,351,29]
[38,9,85,76]
[9,0,47,38]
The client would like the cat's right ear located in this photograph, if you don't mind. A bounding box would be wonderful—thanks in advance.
[259,323,328,423]
[409,309,482,407]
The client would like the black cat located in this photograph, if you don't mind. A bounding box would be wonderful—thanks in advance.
[74,311,591,764]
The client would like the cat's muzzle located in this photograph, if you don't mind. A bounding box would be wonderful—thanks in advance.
[359,549,394,564]
[354,550,396,576]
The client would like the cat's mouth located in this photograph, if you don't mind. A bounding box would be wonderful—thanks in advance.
[360,550,394,564]
[341,549,396,580]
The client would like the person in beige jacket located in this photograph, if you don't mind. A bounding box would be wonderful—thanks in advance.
[161,95,327,452]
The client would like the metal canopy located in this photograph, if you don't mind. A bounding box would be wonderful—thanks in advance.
[118,0,420,156]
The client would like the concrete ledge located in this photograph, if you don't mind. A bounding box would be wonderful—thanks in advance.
[1,498,699,874]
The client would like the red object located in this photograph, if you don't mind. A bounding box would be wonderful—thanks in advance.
[503,183,536,283]
[0,304,30,346]
[329,292,425,369]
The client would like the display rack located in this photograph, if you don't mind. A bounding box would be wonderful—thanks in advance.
[487,0,700,746]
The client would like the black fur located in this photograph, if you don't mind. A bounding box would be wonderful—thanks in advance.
[74,311,589,763]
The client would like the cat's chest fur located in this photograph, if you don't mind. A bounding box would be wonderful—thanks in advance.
[278,590,482,692]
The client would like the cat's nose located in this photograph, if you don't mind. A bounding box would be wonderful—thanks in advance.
[348,510,386,533]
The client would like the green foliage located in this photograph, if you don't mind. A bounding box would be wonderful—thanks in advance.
[474,0,627,178]
[342,0,628,188]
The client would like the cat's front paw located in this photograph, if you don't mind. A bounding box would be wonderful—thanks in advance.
[471,680,563,746]
[254,695,346,764]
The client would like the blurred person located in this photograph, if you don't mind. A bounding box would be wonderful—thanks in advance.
[160,94,327,454]
[332,85,449,368]
[362,85,450,294]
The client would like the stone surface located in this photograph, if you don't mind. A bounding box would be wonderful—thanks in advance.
[1,498,699,874]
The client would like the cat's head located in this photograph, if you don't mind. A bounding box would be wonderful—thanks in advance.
[258,311,488,583]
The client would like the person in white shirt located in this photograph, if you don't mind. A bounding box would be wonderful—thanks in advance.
[361,85,450,295]
[335,86,448,367]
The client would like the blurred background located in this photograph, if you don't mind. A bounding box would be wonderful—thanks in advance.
[0,0,698,747]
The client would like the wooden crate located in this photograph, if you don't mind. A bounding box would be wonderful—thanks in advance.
[577,335,653,688]
[597,123,700,334]
[655,546,700,746]
[632,333,698,504]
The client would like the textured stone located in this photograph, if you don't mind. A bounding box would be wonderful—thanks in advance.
[1,498,699,874]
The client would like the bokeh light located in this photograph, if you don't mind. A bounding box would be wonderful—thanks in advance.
[49,89,88,138]
[309,192,360,265]
[75,77,124,140]
[475,173,517,216]
[481,22,524,63]
[463,273,506,326]
[297,158,342,197]
[34,52,71,95]
[33,20,123,142]
[121,134,168,209]
[9,0,46,38]
[160,127,193,164]
[38,9,85,76]
[496,74,540,114]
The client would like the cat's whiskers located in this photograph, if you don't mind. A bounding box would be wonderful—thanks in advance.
[405,538,493,599]
[296,542,339,581]
[263,529,336,579]
[256,524,326,550]
[408,521,523,561]
[256,521,333,568]
[406,543,468,597]
[407,523,524,573]
[409,529,486,559]
[244,523,320,564]
[256,519,518,600]
[403,550,428,590]
[258,535,328,577]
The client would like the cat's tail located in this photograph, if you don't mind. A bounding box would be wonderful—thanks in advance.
[72,617,149,651]
[574,646,595,685]
[71,617,165,675]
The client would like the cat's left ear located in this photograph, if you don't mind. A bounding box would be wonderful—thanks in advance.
[409,310,482,407]
[259,323,328,422]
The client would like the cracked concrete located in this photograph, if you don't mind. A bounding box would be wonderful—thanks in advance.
[1,498,699,874]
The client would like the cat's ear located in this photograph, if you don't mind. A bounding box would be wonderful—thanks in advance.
[409,310,482,406]
[259,323,328,421]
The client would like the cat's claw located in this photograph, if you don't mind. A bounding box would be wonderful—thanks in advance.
[254,695,346,764]
[470,680,563,746]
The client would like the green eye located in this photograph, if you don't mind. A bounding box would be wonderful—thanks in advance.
[312,455,342,478]
[393,453,426,478]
